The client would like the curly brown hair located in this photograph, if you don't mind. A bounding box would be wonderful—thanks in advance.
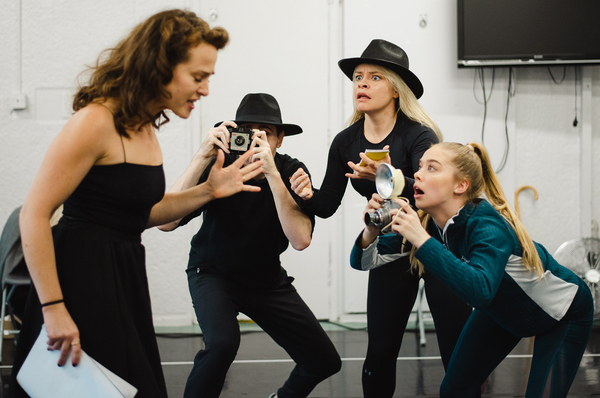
[73,9,229,137]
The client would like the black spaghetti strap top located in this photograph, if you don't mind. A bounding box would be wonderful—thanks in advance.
[63,163,165,233]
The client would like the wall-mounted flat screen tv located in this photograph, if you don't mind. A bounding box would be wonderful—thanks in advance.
[457,0,600,67]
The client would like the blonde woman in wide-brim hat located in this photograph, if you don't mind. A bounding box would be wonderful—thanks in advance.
[290,39,478,398]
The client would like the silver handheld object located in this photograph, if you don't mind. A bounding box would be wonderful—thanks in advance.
[364,164,406,229]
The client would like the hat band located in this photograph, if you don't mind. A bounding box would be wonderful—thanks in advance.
[236,114,283,125]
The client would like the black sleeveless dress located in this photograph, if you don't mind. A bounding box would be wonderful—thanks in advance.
[12,163,167,398]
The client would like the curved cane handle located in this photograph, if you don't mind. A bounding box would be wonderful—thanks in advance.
[515,185,539,219]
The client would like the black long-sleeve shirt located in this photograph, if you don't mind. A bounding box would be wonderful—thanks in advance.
[305,113,439,218]
[178,153,315,288]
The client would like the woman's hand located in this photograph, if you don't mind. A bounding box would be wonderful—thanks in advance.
[390,199,430,249]
[364,192,384,219]
[346,145,391,181]
[205,150,263,199]
[290,168,313,200]
[42,303,81,366]
[195,121,236,161]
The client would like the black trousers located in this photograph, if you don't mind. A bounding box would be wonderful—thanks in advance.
[362,256,477,398]
[184,268,341,398]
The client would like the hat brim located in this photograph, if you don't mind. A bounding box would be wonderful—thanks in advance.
[338,57,424,99]
[214,120,303,136]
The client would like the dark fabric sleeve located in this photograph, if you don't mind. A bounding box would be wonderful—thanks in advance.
[350,231,367,270]
[276,154,316,233]
[349,231,407,271]
[415,216,513,309]
[304,134,350,219]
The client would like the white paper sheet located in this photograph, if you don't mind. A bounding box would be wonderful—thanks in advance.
[17,325,138,398]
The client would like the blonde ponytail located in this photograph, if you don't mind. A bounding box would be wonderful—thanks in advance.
[469,143,543,278]
[409,210,430,276]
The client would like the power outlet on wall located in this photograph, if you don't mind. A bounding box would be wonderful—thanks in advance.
[10,93,27,110]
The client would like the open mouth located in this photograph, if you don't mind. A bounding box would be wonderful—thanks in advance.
[414,186,424,195]
[357,93,370,100]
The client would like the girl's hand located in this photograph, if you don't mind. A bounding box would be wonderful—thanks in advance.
[359,193,384,247]
[390,199,430,249]
[346,145,391,181]
[290,168,313,199]
[364,192,384,214]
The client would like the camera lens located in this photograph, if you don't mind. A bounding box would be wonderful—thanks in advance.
[235,136,246,146]
[364,211,383,227]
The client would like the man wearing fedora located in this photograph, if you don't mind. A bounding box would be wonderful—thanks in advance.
[159,93,341,398]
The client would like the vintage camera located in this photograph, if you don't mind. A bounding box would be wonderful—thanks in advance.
[364,163,406,229]
[228,126,255,154]
[364,199,401,229]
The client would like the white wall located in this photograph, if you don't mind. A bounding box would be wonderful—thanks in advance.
[1,0,598,326]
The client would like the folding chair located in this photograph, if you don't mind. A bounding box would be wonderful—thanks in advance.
[0,206,31,363]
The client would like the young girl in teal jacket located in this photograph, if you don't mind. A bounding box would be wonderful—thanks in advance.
[352,142,593,397]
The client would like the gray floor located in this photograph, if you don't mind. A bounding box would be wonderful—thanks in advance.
[156,322,600,398]
[1,321,598,397]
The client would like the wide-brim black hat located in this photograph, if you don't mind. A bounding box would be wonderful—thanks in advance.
[338,39,424,99]
[216,93,303,136]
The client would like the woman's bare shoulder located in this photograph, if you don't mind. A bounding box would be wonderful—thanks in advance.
[70,103,116,131]
[51,103,119,162]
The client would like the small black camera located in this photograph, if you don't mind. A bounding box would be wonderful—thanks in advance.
[364,199,401,229]
[228,126,254,155]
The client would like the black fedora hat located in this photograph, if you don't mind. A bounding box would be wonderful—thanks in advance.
[216,93,303,136]
[338,39,424,99]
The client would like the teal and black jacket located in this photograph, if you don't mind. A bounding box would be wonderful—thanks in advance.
[351,199,586,337]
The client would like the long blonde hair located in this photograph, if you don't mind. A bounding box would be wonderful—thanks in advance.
[347,64,442,142]
[410,142,543,278]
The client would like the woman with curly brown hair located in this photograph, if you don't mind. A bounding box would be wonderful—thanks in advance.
[12,9,263,397]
